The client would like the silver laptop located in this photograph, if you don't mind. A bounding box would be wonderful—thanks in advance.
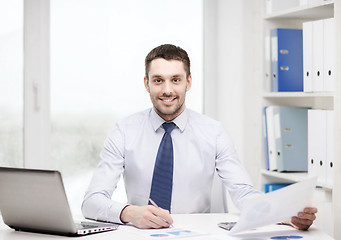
[0,167,118,236]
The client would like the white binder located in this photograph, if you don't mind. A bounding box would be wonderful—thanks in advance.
[312,20,324,92]
[265,35,271,92]
[266,106,277,171]
[308,109,326,184]
[325,110,334,187]
[303,21,313,92]
[307,110,316,178]
[323,18,335,92]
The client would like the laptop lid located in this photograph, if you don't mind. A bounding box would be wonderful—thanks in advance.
[0,167,116,236]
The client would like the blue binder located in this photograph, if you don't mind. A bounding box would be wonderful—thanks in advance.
[263,183,293,193]
[271,28,303,92]
[273,106,308,172]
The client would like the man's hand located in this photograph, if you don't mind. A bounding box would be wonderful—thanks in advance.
[289,207,318,230]
[120,205,173,229]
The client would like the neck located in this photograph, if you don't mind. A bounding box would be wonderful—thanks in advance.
[154,106,186,122]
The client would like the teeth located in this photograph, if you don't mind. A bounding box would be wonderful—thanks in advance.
[163,99,173,102]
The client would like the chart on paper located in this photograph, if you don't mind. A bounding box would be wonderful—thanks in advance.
[120,226,206,239]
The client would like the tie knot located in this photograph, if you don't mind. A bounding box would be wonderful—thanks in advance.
[162,122,176,134]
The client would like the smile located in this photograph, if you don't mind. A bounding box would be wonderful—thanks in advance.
[161,97,176,104]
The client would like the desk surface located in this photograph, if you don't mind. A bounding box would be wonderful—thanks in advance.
[0,213,334,240]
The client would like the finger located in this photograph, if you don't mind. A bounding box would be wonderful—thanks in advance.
[148,209,171,228]
[291,221,310,231]
[148,218,166,229]
[149,206,173,225]
[157,209,173,225]
[291,216,313,230]
[281,220,296,228]
[297,211,316,221]
[149,215,171,228]
[135,215,159,229]
[304,207,318,214]
[292,222,309,231]
[137,210,166,229]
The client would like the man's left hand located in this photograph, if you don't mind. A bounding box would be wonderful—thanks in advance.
[290,207,318,230]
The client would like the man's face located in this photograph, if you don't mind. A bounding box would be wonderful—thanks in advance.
[144,58,192,121]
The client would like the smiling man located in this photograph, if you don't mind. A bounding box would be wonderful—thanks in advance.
[82,44,317,230]
[145,57,191,122]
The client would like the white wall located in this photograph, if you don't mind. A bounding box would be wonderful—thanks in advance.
[204,0,262,189]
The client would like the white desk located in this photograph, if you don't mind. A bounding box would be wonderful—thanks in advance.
[0,213,334,240]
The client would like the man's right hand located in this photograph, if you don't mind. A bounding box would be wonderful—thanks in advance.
[120,205,173,229]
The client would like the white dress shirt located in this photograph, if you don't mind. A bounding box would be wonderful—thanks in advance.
[82,108,261,224]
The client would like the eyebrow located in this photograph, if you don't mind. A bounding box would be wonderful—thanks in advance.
[151,74,184,79]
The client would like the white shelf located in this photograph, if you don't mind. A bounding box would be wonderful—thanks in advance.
[264,1,334,20]
[263,92,334,98]
[261,169,308,181]
[263,92,334,110]
[261,169,333,191]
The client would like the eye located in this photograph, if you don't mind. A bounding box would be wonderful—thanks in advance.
[154,79,163,83]
[173,78,180,83]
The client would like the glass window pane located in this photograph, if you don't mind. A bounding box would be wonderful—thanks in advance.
[51,0,203,213]
[0,0,23,167]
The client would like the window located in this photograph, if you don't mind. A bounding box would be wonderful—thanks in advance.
[0,0,23,168]
[50,0,203,213]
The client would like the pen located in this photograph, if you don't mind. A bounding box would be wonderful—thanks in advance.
[149,198,159,208]
[148,198,173,227]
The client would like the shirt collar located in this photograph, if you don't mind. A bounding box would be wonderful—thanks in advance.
[150,107,188,133]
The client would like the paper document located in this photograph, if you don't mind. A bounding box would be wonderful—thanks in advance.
[230,177,317,234]
[120,225,206,239]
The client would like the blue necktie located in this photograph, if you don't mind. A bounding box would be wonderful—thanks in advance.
[149,122,176,212]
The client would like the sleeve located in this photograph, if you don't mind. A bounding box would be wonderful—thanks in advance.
[81,124,128,224]
[215,124,263,210]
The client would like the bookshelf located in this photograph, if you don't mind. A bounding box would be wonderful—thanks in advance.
[260,0,339,237]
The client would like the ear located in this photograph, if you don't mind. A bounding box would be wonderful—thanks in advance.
[144,76,150,93]
[186,75,192,92]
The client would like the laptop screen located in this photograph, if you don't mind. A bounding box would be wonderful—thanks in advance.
[0,167,77,234]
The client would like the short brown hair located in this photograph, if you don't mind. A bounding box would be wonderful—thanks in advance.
[145,44,191,79]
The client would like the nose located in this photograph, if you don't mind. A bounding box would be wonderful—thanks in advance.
[162,80,173,96]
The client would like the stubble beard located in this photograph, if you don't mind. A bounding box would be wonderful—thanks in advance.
[153,95,186,121]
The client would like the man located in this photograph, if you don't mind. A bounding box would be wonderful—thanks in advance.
[82,44,317,230]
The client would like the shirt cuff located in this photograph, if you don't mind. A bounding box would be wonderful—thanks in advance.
[119,205,130,224]
[108,202,129,224]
